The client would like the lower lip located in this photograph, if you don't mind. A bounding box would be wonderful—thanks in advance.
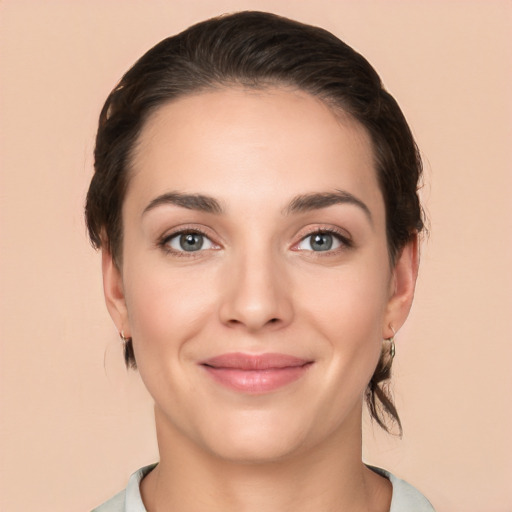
[202,364,312,394]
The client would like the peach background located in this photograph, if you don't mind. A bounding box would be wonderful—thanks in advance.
[1,1,511,511]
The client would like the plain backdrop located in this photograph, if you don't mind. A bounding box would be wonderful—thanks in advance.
[1,1,511,511]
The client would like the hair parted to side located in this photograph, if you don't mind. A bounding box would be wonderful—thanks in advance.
[85,11,424,434]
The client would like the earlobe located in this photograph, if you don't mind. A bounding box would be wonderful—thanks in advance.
[383,235,419,339]
[101,248,130,335]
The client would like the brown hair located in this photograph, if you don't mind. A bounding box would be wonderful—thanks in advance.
[85,11,424,433]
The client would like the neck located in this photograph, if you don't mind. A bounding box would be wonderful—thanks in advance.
[141,405,391,512]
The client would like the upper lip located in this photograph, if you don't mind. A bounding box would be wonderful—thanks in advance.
[200,352,312,370]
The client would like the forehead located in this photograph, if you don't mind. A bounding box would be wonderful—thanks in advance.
[127,87,383,217]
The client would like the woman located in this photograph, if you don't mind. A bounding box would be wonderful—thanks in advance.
[87,11,433,512]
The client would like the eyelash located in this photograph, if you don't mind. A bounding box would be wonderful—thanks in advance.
[157,226,353,257]
[158,227,217,257]
[293,227,353,254]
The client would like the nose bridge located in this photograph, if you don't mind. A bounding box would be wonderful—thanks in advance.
[220,237,292,331]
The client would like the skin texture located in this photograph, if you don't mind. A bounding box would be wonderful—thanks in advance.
[102,88,418,512]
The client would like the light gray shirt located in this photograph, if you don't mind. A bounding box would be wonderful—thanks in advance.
[92,464,435,512]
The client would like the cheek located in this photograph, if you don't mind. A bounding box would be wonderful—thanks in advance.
[296,260,390,380]
[122,259,219,362]
[299,259,390,333]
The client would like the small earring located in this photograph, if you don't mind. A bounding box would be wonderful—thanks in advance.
[119,331,131,342]
[384,326,396,359]
[388,336,395,359]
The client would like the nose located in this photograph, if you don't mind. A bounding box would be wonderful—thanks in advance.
[219,248,294,332]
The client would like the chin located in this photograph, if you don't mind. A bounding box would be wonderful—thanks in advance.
[208,432,304,465]
[195,409,315,464]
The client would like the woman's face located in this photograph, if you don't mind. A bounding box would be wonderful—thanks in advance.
[103,88,417,462]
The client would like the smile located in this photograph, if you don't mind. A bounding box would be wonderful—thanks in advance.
[199,353,314,394]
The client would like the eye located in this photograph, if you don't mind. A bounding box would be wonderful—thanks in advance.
[296,231,348,252]
[164,231,216,253]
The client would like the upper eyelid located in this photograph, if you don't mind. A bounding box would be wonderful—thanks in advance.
[295,225,352,242]
[162,227,209,239]
[160,225,217,242]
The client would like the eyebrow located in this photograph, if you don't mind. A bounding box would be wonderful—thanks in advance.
[142,192,224,216]
[142,189,372,224]
[284,190,373,224]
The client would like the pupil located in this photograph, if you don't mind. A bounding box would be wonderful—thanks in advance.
[311,233,332,251]
[180,233,203,251]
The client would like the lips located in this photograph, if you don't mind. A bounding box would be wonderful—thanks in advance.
[200,353,313,393]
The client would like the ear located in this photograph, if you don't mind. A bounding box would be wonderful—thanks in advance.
[383,234,420,338]
[102,248,130,336]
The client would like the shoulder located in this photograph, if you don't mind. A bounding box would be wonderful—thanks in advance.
[368,466,436,512]
[91,464,157,512]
